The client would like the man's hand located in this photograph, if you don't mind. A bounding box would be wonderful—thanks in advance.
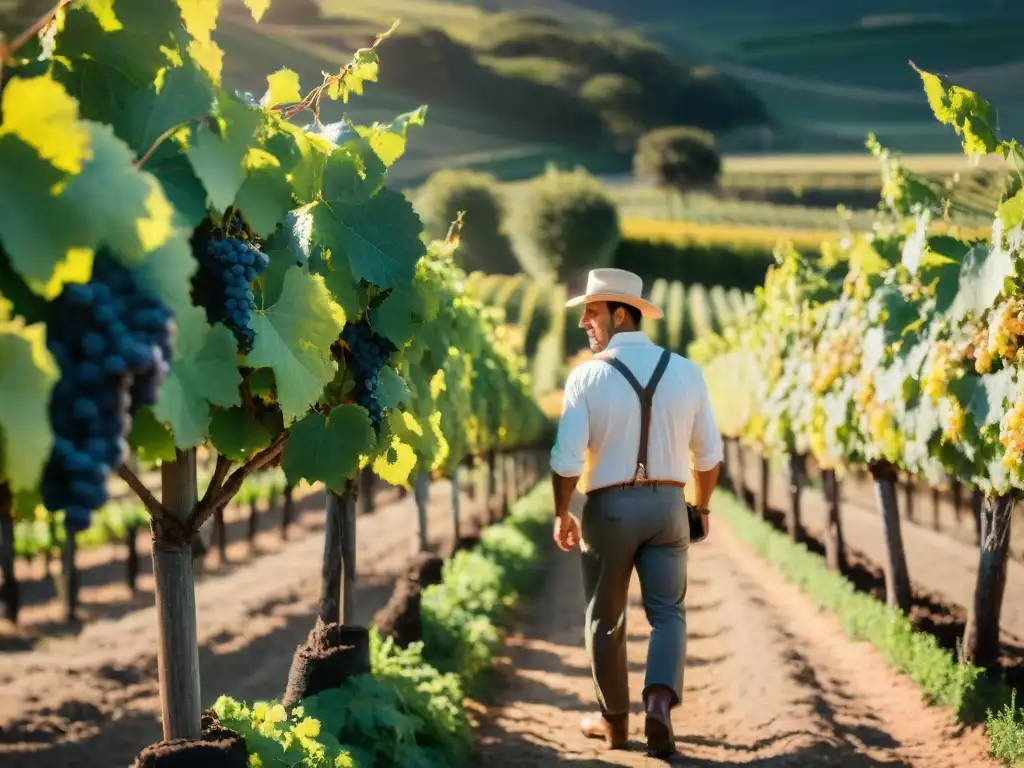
[553,513,581,552]
[700,511,710,539]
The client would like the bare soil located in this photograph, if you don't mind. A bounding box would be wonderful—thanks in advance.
[0,479,488,767]
[472,512,998,767]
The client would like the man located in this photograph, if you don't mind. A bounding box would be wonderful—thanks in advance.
[549,268,723,758]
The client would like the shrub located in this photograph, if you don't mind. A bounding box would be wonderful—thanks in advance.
[415,170,519,274]
[634,126,722,196]
[508,167,620,282]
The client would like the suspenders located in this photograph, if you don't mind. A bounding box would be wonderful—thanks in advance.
[595,348,673,485]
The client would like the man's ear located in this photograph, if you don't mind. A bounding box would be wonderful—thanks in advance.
[612,306,624,328]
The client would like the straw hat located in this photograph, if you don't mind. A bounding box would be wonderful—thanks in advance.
[565,268,663,319]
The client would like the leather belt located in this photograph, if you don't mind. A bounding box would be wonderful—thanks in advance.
[586,479,686,498]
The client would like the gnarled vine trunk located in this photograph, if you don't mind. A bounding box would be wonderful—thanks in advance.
[756,453,770,519]
[730,439,746,500]
[821,469,846,574]
[963,493,1016,669]
[786,453,806,542]
[868,461,911,612]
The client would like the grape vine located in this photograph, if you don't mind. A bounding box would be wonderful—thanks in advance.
[689,66,1024,496]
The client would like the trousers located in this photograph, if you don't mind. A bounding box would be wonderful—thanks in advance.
[579,484,689,716]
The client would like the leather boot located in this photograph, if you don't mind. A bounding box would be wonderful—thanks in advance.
[579,712,628,749]
[643,686,676,758]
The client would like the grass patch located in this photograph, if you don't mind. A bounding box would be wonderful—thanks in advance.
[716,491,1024,765]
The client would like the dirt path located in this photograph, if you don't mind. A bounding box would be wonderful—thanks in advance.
[474,508,997,767]
[0,479,488,768]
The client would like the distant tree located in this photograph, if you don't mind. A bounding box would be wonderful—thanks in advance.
[633,126,721,197]
[415,170,519,275]
[508,167,620,283]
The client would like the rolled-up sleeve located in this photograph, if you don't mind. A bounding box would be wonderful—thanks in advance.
[690,371,724,471]
[550,367,589,477]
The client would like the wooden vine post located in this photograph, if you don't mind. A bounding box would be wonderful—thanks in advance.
[118,437,285,742]
[321,485,357,625]
[963,493,1017,668]
[154,449,202,741]
[358,467,375,516]
[729,439,745,499]
[0,483,18,623]
[414,471,430,553]
[821,468,847,574]
[756,451,770,519]
[868,461,911,611]
[450,467,461,542]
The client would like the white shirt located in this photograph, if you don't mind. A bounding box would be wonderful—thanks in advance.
[549,331,724,493]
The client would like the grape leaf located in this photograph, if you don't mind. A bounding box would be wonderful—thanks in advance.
[143,141,209,229]
[946,243,1013,324]
[114,57,214,158]
[258,210,316,306]
[370,284,423,346]
[355,106,428,168]
[263,68,302,109]
[245,266,345,424]
[210,406,273,461]
[912,63,1000,156]
[376,365,409,410]
[998,189,1024,231]
[0,136,95,298]
[312,186,424,289]
[319,137,386,204]
[233,149,293,237]
[315,251,361,320]
[153,306,243,448]
[328,48,379,103]
[243,0,271,21]
[129,234,197,319]
[126,406,177,463]
[0,312,58,492]
[186,94,263,210]
[0,74,91,174]
[280,406,374,492]
[372,434,417,486]
[950,368,1018,429]
[63,121,180,265]
[249,368,275,399]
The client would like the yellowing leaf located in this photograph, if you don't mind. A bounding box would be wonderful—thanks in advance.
[0,316,59,492]
[187,36,224,85]
[265,68,302,109]
[373,435,417,485]
[243,0,271,22]
[176,0,221,40]
[0,76,91,174]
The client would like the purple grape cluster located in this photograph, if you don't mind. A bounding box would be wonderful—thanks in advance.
[195,236,270,352]
[341,320,396,428]
[42,251,174,532]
